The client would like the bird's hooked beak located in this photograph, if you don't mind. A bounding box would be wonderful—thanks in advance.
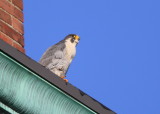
[75,40,79,44]
[74,35,80,44]
[75,35,80,40]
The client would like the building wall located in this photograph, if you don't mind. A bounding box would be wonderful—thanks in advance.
[0,0,25,53]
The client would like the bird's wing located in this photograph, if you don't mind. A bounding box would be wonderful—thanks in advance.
[39,42,66,68]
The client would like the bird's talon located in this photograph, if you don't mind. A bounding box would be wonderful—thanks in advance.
[63,79,68,83]
[60,76,66,79]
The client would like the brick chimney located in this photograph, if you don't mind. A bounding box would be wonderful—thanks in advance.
[0,0,25,53]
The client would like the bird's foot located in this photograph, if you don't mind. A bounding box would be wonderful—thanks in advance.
[60,76,68,83]
[60,76,66,79]
[63,79,68,83]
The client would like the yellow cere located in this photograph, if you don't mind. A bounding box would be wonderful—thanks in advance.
[74,35,80,40]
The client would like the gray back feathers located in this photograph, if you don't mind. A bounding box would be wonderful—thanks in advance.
[39,40,71,76]
[39,41,66,66]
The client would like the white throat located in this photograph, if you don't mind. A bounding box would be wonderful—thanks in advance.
[65,39,77,62]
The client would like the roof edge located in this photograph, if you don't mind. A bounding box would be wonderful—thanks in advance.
[0,39,116,114]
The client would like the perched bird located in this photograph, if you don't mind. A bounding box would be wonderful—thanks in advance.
[39,34,80,82]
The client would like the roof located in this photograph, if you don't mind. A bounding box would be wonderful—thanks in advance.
[0,39,116,114]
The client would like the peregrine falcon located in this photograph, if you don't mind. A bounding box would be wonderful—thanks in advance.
[39,34,80,82]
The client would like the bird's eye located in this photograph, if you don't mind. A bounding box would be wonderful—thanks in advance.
[70,38,75,43]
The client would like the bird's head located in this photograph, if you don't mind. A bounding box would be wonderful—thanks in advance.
[64,34,80,45]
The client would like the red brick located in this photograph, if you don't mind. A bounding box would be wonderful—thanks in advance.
[13,41,25,53]
[0,20,24,46]
[12,16,24,34]
[12,6,23,22]
[0,9,12,25]
[0,32,25,53]
[6,0,11,2]
[12,0,23,10]
[0,31,13,45]
[0,0,23,22]
[0,0,13,14]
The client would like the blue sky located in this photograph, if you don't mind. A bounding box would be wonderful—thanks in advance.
[24,0,160,114]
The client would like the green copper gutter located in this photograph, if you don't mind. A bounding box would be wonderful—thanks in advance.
[0,52,97,114]
[0,39,115,114]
